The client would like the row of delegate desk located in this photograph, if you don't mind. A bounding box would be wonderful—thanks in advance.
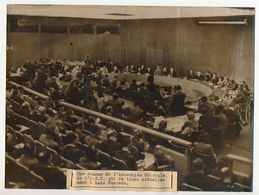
[9,72,227,133]
[108,73,219,100]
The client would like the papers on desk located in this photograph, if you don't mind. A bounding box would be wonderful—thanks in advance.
[136,152,156,171]
[10,73,23,77]
[228,90,237,95]
[153,113,201,133]
[153,116,165,129]
[185,104,198,110]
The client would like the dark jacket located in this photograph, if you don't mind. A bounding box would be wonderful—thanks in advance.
[169,91,186,116]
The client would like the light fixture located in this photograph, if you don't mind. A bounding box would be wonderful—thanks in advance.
[197,19,248,25]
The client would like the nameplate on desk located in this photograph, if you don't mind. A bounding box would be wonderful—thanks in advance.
[66,169,177,191]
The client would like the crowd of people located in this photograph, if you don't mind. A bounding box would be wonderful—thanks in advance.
[6,57,253,191]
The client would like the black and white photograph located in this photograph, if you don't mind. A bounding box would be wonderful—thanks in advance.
[5,4,255,192]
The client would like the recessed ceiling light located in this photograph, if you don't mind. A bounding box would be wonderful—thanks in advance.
[106,13,134,16]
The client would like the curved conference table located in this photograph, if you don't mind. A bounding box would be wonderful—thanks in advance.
[108,73,222,100]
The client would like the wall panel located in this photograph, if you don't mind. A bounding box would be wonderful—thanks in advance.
[121,16,254,87]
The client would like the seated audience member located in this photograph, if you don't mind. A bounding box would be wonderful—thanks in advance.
[18,101,32,115]
[45,112,65,131]
[205,71,212,82]
[162,67,168,76]
[111,76,118,91]
[196,71,204,81]
[217,76,225,87]
[99,130,122,156]
[96,90,106,108]
[183,158,219,191]
[82,90,99,111]
[71,66,80,78]
[123,66,130,73]
[240,80,250,92]
[187,69,196,80]
[48,87,64,101]
[147,79,161,102]
[152,100,167,115]
[35,99,49,115]
[16,142,39,170]
[34,151,66,189]
[136,83,149,102]
[222,76,230,88]
[154,65,162,76]
[140,64,146,74]
[145,67,152,75]
[102,75,111,88]
[114,146,137,170]
[136,67,141,74]
[64,79,80,104]
[99,65,108,76]
[23,60,36,80]
[180,111,199,141]
[210,73,219,85]
[131,129,145,155]
[129,65,136,73]
[83,116,100,134]
[10,86,25,104]
[169,85,186,116]
[39,125,63,151]
[210,157,232,177]
[62,131,82,163]
[78,155,98,169]
[45,76,58,90]
[104,93,125,117]
[169,67,177,77]
[227,80,238,91]
[129,79,138,94]
[32,69,48,93]
[194,132,217,170]
[198,96,215,116]
[213,167,239,191]
[232,84,249,105]
[6,127,18,154]
[112,65,118,73]
[116,80,127,97]
[156,120,168,132]
[63,109,80,126]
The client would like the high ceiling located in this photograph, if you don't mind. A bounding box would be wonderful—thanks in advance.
[7,5,255,20]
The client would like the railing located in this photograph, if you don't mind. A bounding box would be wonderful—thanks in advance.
[59,101,192,148]
[8,81,50,100]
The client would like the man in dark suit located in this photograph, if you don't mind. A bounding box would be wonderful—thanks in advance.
[194,132,217,169]
[187,70,196,80]
[16,142,39,170]
[131,129,145,153]
[114,147,137,170]
[169,85,186,116]
[196,71,204,81]
[184,158,219,191]
[33,150,66,189]
[198,96,215,116]
[169,68,177,77]
[62,132,82,163]
[99,130,122,156]
[222,107,243,138]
